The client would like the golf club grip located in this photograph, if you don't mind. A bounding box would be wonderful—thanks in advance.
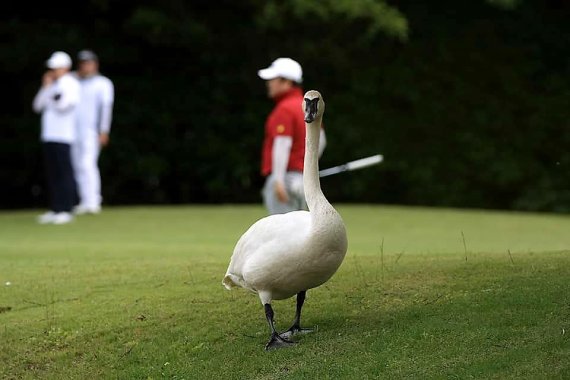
[345,155,383,170]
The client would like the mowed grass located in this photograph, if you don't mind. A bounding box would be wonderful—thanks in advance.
[0,204,569,379]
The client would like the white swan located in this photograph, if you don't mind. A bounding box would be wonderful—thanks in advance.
[222,90,348,350]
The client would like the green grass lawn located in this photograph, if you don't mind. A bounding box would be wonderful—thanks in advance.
[0,205,569,379]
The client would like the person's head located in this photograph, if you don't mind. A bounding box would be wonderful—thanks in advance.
[76,50,99,78]
[46,51,72,78]
[258,58,303,99]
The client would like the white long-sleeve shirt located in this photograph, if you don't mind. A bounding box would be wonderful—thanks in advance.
[32,73,81,143]
[271,128,327,184]
[75,73,114,135]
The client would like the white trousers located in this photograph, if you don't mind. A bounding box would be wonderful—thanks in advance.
[72,129,102,209]
[262,171,307,215]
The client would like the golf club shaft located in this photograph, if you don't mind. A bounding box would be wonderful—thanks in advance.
[319,154,383,178]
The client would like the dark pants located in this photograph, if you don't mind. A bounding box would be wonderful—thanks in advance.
[43,142,76,213]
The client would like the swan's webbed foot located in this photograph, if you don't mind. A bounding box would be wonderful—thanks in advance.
[265,332,296,351]
[278,291,315,340]
[279,325,317,340]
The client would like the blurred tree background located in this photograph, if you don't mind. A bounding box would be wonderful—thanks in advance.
[1,0,568,212]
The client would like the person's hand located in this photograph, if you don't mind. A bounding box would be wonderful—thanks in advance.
[99,133,110,147]
[42,71,54,87]
[274,181,289,203]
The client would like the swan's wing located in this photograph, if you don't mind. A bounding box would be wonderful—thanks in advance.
[234,211,310,257]
[222,211,310,289]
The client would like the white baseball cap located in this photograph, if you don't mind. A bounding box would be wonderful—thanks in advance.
[258,57,303,83]
[46,51,72,69]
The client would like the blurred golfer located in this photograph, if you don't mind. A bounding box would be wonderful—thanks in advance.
[72,50,115,215]
[258,57,326,215]
[33,51,81,224]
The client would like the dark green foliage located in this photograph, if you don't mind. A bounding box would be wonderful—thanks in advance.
[1,0,568,211]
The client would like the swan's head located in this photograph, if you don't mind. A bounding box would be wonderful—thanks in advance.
[303,90,325,123]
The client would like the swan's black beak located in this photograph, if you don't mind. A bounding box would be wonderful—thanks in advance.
[304,97,319,123]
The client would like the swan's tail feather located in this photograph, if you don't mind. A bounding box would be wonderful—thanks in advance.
[222,273,244,290]
[223,273,258,294]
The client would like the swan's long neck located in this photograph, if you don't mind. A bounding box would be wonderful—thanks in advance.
[302,93,347,259]
[303,118,329,212]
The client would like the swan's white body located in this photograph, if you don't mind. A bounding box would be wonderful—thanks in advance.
[222,91,347,306]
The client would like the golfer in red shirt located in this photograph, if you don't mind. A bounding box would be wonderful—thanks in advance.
[258,58,326,214]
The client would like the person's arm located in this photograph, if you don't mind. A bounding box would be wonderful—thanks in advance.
[53,76,80,113]
[32,87,50,113]
[98,103,113,146]
[32,72,54,113]
[272,136,293,203]
[98,78,114,146]
[266,106,295,203]
[318,127,327,158]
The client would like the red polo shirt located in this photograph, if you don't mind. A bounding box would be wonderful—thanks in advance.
[261,87,306,176]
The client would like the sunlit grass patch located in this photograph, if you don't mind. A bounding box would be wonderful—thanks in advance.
[1,205,568,379]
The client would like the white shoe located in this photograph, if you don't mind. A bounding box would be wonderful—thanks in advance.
[73,205,101,215]
[37,211,56,224]
[51,212,73,225]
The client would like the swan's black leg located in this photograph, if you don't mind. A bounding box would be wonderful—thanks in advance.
[280,291,316,338]
[264,303,295,351]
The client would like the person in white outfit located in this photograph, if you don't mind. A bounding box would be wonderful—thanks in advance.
[72,50,115,215]
[33,51,81,225]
